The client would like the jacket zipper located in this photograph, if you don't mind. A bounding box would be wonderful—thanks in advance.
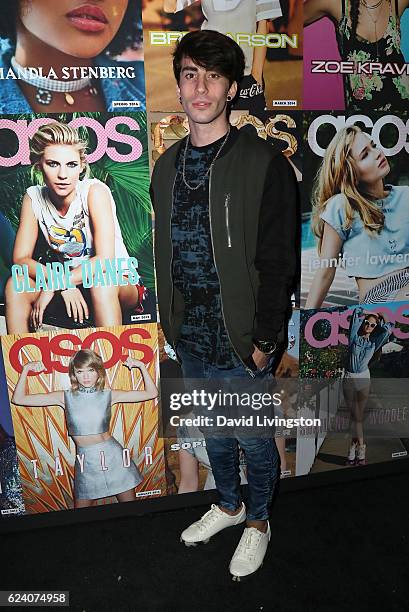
[168,174,180,362]
[224,193,232,248]
[208,169,255,378]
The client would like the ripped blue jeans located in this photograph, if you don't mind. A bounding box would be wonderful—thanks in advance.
[178,346,279,521]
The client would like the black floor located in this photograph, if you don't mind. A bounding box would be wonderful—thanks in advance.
[3,472,409,612]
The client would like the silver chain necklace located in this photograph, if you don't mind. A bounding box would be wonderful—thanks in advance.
[361,0,384,9]
[182,127,231,191]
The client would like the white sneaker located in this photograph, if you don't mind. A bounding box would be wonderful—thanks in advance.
[180,503,246,547]
[229,522,271,581]
[345,441,357,466]
[356,444,367,466]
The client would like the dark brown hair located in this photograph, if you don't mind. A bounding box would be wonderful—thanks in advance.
[172,30,245,88]
[358,314,380,337]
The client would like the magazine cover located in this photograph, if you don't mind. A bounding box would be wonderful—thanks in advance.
[0,350,25,517]
[296,301,409,476]
[0,0,146,113]
[303,0,409,111]
[1,324,164,513]
[142,0,303,112]
[0,111,156,334]
[301,111,409,309]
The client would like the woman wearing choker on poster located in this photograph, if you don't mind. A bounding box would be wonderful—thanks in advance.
[343,306,392,465]
[12,349,158,508]
[4,121,145,333]
[163,0,282,113]
[0,0,145,113]
[305,125,409,308]
[304,0,409,111]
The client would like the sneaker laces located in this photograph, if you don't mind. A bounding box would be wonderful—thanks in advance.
[234,528,263,562]
[194,504,224,532]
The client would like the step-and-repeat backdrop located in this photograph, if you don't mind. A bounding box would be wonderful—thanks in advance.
[1,1,408,521]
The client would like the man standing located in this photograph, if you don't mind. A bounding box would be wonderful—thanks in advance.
[150,30,297,580]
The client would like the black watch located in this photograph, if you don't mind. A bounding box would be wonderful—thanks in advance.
[253,339,277,355]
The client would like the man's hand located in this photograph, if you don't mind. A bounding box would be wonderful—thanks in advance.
[252,346,270,371]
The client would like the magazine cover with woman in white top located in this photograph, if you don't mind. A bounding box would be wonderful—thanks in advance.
[0,112,156,334]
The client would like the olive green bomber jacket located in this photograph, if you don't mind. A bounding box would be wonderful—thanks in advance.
[150,127,298,364]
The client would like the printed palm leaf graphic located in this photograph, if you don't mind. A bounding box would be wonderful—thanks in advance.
[89,124,154,288]
[100,157,151,212]
[0,167,33,229]
[81,110,154,288]
[91,166,155,289]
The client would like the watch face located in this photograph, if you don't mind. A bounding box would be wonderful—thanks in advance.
[255,340,276,354]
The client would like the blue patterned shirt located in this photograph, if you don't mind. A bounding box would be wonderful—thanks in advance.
[171,136,241,369]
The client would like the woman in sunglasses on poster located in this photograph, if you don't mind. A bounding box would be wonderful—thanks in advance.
[0,0,145,113]
[305,125,409,308]
[4,121,145,333]
[343,306,392,465]
[12,348,158,507]
[304,0,409,111]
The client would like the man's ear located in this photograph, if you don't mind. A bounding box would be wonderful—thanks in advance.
[228,81,238,101]
[176,84,181,104]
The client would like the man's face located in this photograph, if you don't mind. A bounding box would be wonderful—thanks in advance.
[177,56,237,126]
